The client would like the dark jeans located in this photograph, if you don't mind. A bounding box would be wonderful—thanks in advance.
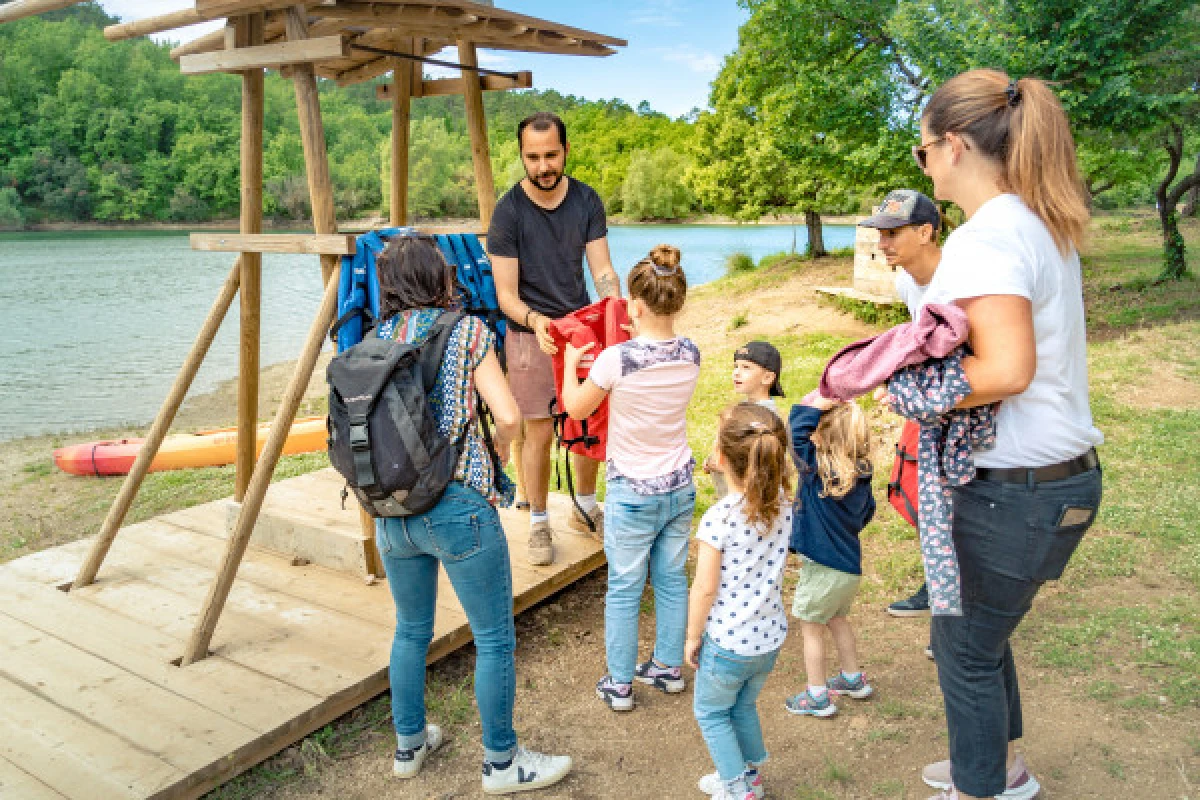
[931,467,1102,798]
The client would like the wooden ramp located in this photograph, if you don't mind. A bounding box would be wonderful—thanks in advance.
[0,470,604,800]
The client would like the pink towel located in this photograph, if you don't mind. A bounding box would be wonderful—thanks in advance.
[819,303,970,400]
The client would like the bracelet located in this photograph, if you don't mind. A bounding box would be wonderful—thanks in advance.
[524,309,537,328]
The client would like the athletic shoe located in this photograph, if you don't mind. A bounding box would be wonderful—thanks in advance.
[595,675,635,711]
[527,521,554,566]
[887,584,930,616]
[481,747,572,795]
[568,505,604,538]
[925,643,935,660]
[922,753,1041,799]
[783,688,838,718]
[698,769,765,799]
[826,672,874,699]
[634,658,686,693]
[392,724,443,778]
[927,791,958,800]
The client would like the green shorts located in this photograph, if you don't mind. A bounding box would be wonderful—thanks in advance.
[791,560,862,624]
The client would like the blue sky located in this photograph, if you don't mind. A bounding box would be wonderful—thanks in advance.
[99,1,747,118]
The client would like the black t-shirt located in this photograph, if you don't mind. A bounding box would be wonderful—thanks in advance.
[487,178,608,332]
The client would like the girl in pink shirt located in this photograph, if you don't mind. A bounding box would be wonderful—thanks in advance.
[562,244,700,711]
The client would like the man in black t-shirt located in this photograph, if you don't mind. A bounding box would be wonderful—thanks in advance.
[488,111,621,566]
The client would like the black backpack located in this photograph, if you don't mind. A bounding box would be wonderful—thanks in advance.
[326,311,466,518]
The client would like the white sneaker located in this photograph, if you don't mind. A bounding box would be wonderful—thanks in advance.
[482,746,573,794]
[922,753,1041,800]
[391,724,443,778]
[699,770,765,799]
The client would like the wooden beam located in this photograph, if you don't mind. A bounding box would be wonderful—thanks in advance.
[105,7,208,41]
[180,36,349,75]
[377,70,532,100]
[72,258,242,590]
[285,4,341,287]
[180,266,343,665]
[458,39,496,227]
[236,12,265,503]
[0,0,81,24]
[389,52,412,226]
[190,233,356,255]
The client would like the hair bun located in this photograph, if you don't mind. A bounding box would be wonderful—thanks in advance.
[649,244,681,270]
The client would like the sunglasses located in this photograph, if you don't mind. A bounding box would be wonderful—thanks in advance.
[912,136,948,169]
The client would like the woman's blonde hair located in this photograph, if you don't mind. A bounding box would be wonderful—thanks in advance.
[716,403,793,531]
[627,244,687,315]
[812,402,872,499]
[922,69,1089,255]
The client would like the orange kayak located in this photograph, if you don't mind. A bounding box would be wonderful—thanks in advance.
[53,416,328,476]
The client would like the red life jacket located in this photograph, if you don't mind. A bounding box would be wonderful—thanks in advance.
[547,297,632,462]
[888,419,920,527]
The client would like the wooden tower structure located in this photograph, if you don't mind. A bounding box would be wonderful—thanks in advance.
[0,0,623,667]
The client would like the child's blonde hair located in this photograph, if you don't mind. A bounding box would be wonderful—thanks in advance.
[717,403,794,531]
[627,244,686,315]
[813,402,873,499]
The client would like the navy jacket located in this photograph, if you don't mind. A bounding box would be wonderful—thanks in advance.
[788,404,876,575]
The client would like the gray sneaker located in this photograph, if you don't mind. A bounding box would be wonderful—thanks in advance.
[482,747,572,794]
[392,724,443,778]
[568,505,604,538]
[527,521,554,566]
[922,753,1041,799]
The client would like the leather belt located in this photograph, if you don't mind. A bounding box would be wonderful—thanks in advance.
[976,448,1099,485]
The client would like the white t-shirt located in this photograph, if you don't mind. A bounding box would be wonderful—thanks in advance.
[917,194,1103,468]
[696,493,791,656]
[895,270,932,318]
[588,336,700,483]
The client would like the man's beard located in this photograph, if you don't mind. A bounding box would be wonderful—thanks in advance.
[526,167,564,192]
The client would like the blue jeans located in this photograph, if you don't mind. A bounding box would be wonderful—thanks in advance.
[932,467,1102,798]
[693,636,779,784]
[603,478,695,683]
[376,482,518,763]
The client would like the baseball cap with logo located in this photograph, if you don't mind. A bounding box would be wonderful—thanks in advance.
[859,189,941,231]
[734,341,785,397]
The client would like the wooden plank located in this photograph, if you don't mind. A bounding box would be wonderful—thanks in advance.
[190,232,356,255]
[389,50,412,226]
[0,673,180,799]
[0,0,82,24]
[179,36,349,74]
[376,70,532,100]
[0,614,258,773]
[0,756,66,800]
[0,576,318,733]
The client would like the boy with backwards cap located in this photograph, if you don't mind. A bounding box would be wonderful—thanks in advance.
[704,340,785,498]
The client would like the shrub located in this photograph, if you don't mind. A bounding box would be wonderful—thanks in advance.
[725,251,755,274]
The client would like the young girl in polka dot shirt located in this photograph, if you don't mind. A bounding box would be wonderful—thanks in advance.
[686,402,795,800]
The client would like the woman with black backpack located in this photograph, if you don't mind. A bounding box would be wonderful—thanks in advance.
[370,236,573,794]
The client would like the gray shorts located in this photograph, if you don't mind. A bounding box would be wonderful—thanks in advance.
[505,329,557,420]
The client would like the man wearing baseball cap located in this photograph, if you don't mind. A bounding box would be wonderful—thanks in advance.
[859,189,942,315]
[860,189,943,625]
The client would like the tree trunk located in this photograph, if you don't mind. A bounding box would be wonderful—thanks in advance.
[1184,153,1200,217]
[805,210,827,257]
[1156,124,1191,281]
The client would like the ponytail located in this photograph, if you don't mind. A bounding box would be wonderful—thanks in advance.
[923,69,1089,255]
[716,403,793,531]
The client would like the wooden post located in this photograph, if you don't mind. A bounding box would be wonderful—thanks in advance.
[284,4,339,287]
[181,268,342,665]
[389,50,412,226]
[457,39,496,227]
[236,13,265,501]
[73,258,242,589]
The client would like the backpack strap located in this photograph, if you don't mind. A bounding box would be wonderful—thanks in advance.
[415,310,465,392]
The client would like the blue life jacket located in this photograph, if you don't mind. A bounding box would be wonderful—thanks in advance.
[333,229,504,355]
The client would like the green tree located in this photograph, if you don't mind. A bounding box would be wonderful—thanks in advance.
[620,147,696,220]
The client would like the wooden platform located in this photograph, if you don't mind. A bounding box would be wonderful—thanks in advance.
[0,471,603,799]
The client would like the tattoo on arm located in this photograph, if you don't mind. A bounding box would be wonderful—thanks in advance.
[595,271,620,299]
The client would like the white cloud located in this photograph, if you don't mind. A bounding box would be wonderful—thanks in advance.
[629,0,686,27]
[659,47,720,75]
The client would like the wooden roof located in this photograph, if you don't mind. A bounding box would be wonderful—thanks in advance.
[91,1,626,86]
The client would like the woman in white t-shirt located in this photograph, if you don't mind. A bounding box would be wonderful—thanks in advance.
[911,70,1104,800]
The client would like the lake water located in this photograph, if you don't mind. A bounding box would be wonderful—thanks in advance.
[0,223,855,441]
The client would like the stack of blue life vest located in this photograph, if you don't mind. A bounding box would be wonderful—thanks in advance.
[333,228,506,354]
